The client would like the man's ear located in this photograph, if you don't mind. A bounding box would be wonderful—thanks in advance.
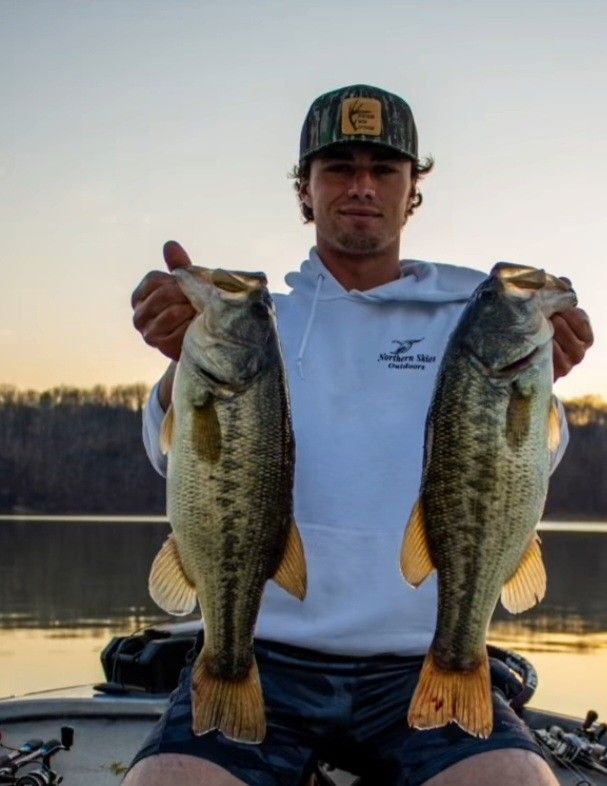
[406,179,417,216]
[300,179,312,209]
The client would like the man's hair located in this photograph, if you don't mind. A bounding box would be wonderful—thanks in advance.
[288,151,435,223]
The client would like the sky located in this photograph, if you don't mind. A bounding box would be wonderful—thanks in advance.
[1,0,606,399]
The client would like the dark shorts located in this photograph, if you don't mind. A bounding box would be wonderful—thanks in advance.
[129,636,542,786]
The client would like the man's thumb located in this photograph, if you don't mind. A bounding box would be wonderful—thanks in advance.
[163,240,193,271]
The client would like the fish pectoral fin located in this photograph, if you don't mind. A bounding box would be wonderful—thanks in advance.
[148,534,197,615]
[193,399,221,463]
[191,651,265,743]
[500,534,546,613]
[408,650,493,739]
[548,396,562,453]
[400,499,435,587]
[506,386,532,450]
[272,521,307,601]
[159,403,175,455]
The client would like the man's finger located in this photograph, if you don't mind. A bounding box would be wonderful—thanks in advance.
[143,314,193,361]
[552,339,571,381]
[130,270,172,309]
[163,240,193,271]
[139,303,195,338]
[556,307,594,346]
[132,279,191,328]
[551,314,587,363]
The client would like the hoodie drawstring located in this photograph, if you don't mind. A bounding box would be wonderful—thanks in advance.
[296,273,324,379]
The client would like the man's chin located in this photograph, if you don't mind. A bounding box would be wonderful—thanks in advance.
[334,232,382,254]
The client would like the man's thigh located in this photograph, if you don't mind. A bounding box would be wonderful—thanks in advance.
[421,748,558,786]
[348,660,547,786]
[125,642,325,786]
[123,753,248,785]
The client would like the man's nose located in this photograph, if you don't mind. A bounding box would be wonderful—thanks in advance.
[347,170,376,200]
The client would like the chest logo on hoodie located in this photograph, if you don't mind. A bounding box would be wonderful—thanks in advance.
[378,338,437,371]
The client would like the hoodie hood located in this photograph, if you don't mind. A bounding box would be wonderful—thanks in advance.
[284,248,485,304]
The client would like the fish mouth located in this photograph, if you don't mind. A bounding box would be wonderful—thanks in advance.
[492,263,574,297]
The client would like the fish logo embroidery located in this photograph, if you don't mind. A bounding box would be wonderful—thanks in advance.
[392,338,423,355]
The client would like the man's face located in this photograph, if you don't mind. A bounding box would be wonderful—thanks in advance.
[300,143,416,256]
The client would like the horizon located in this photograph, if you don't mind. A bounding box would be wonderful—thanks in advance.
[1,380,606,404]
[2,1,605,399]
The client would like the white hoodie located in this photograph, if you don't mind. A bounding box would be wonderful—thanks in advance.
[142,249,568,656]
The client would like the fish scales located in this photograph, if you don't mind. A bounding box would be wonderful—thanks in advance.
[149,266,306,743]
[423,348,550,667]
[401,262,576,737]
[170,363,292,674]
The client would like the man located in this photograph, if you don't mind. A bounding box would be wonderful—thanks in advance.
[127,85,593,786]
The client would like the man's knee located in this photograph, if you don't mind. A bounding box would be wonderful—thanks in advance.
[122,753,248,785]
[422,747,558,786]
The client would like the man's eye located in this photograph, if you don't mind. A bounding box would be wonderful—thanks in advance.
[374,165,398,175]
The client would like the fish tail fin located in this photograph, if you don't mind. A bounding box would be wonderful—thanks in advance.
[191,652,266,744]
[408,649,493,738]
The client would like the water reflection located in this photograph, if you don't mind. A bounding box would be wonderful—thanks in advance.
[0,520,176,629]
[1,520,605,635]
[489,621,607,652]
[0,520,605,713]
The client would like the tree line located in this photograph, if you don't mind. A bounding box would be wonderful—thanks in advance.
[0,385,605,518]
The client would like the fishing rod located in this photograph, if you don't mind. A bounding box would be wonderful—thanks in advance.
[0,726,74,785]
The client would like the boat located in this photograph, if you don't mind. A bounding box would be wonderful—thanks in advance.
[0,621,605,785]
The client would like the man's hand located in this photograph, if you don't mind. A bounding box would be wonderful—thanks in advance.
[131,241,196,362]
[551,307,593,381]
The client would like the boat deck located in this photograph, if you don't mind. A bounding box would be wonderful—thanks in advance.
[0,688,604,785]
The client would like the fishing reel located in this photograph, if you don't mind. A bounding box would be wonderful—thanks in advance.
[534,710,607,778]
[0,726,74,785]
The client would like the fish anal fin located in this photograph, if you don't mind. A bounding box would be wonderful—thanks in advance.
[548,396,562,453]
[408,650,493,738]
[501,534,546,613]
[160,404,175,455]
[273,521,307,601]
[400,500,435,587]
[148,534,197,615]
[506,387,532,450]
[191,652,265,744]
[193,399,221,463]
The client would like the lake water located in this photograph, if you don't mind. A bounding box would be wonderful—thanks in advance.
[0,518,605,720]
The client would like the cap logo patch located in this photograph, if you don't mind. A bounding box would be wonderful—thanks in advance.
[341,98,382,136]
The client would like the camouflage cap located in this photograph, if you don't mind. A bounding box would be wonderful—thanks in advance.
[299,84,418,164]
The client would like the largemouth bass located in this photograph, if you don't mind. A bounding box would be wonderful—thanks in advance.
[400,262,576,738]
[148,266,307,743]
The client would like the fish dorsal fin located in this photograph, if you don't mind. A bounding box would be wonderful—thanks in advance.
[400,499,435,587]
[272,521,307,600]
[506,387,532,450]
[148,534,197,615]
[500,534,546,613]
[193,399,221,463]
[548,396,561,453]
[159,403,175,455]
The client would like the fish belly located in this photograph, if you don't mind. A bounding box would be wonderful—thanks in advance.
[168,370,293,680]
[425,360,550,668]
